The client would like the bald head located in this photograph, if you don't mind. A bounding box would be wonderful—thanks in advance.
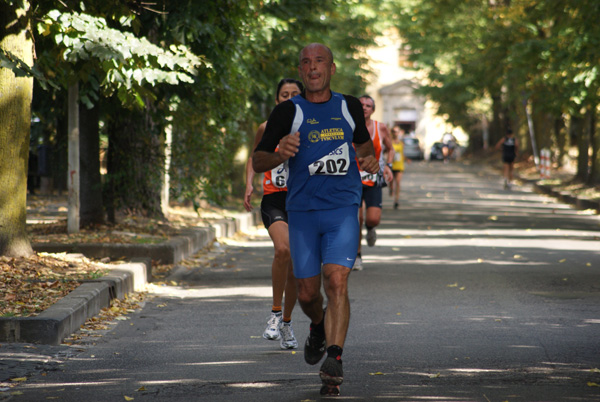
[299,43,334,65]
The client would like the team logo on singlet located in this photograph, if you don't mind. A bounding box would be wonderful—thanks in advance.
[308,131,321,143]
[320,128,344,141]
[308,128,345,143]
[307,118,319,124]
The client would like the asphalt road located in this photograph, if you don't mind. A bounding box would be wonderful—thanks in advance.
[9,161,600,401]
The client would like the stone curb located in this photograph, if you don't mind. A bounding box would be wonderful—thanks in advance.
[531,183,600,214]
[1,209,261,345]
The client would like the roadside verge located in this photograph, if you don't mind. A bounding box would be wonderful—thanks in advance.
[0,211,260,345]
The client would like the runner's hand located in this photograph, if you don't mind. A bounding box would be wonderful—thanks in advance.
[384,165,393,183]
[243,185,253,212]
[358,155,379,174]
[277,132,300,160]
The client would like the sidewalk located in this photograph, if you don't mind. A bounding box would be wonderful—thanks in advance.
[1,199,261,390]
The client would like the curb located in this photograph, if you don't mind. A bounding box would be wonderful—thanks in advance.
[531,183,600,214]
[1,209,261,345]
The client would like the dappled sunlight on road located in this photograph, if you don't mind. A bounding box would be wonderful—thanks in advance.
[364,254,547,266]
[374,236,599,252]
[375,227,600,238]
[145,284,272,299]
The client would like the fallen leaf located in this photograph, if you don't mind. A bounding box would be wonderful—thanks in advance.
[588,382,599,387]
[396,312,402,316]
[430,373,441,378]
[513,255,522,259]
[459,287,466,291]
[488,215,498,221]
[124,396,134,401]
[136,387,146,392]
[559,259,566,263]
[369,372,385,375]
[447,283,458,288]
[10,377,27,382]
[587,263,592,267]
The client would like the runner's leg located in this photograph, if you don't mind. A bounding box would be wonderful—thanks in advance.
[268,221,296,318]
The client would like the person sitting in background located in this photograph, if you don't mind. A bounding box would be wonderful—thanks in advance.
[441,132,458,163]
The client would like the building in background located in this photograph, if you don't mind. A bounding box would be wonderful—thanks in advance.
[364,29,467,159]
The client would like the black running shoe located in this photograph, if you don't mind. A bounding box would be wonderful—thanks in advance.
[319,356,343,386]
[304,329,326,365]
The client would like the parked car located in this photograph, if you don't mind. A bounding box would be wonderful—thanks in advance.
[429,142,444,161]
[402,137,424,160]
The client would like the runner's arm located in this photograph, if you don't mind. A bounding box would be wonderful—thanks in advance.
[244,122,267,211]
[345,95,378,173]
[253,101,295,173]
[379,122,395,182]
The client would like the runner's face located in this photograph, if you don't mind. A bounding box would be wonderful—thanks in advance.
[360,97,374,119]
[298,45,335,94]
[276,83,301,104]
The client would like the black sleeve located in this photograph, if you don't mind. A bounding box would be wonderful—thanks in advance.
[254,100,296,153]
[345,95,370,144]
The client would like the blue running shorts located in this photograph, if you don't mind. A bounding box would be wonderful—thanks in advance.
[288,205,359,279]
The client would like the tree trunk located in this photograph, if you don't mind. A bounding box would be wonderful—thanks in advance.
[106,104,164,219]
[67,83,80,234]
[554,117,566,168]
[80,103,104,226]
[572,114,589,182]
[0,2,34,257]
[587,105,599,184]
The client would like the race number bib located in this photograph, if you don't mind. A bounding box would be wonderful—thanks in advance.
[308,143,350,176]
[360,170,376,182]
[271,162,288,188]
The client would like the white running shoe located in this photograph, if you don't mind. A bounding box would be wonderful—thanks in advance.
[352,255,363,271]
[366,227,377,247]
[263,312,282,340]
[279,322,299,349]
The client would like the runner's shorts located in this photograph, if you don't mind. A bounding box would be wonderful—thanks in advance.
[361,185,382,209]
[288,205,359,279]
[261,192,287,229]
[502,155,516,163]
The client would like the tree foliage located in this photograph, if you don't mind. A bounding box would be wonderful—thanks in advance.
[7,0,381,224]
[391,0,600,183]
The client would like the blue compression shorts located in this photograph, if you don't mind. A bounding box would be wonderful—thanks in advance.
[288,205,360,279]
